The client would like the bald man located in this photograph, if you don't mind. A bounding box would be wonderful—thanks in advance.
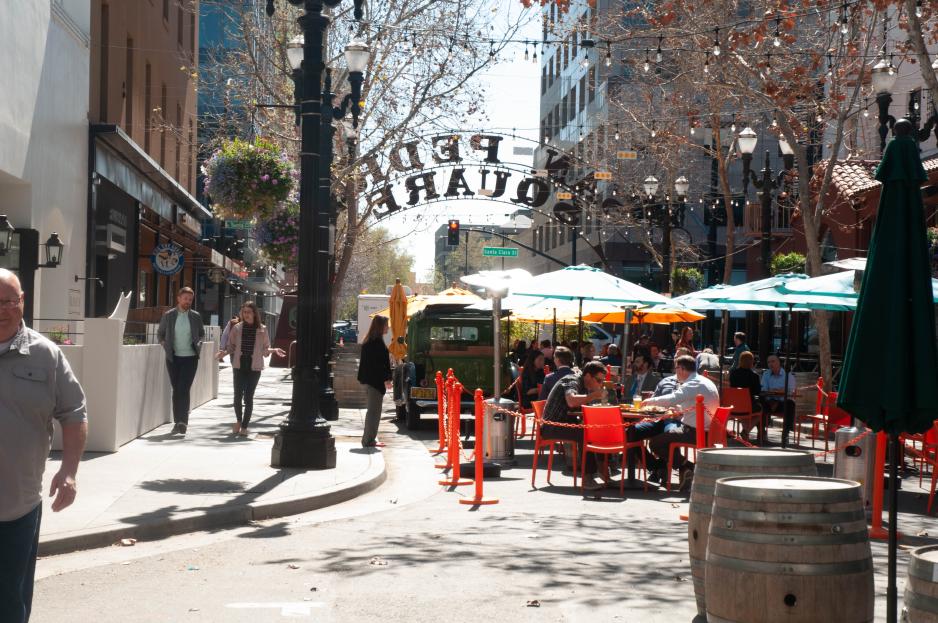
[0,269,88,622]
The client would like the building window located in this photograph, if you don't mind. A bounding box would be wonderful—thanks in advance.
[99,4,109,122]
[177,3,183,47]
[124,38,133,132]
[562,37,568,68]
[144,62,152,152]
[160,83,167,166]
[579,75,586,112]
[175,103,182,180]
[188,120,194,190]
[189,12,196,54]
[541,67,547,95]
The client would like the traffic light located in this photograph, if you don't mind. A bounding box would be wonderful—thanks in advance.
[447,219,460,246]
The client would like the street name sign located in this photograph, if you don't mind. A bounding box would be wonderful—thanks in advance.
[483,247,519,257]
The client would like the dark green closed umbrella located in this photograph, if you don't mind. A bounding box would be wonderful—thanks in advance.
[837,122,938,623]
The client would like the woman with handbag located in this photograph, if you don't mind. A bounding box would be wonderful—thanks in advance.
[216,301,285,436]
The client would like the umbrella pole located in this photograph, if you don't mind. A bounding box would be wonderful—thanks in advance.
[782,303,793,449]
[576,298,584,361]
[618,307,627,363]
[719,310,729,397]
[887,430,900,623]
[552,309,557,346]
[506,311,511,355]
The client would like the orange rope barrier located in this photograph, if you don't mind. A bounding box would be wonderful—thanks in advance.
[870,430,890,540]
[460,389,499,506]
[439,380,473,487]
[431,371,446,455]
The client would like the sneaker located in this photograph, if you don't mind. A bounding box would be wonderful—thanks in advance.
[170,424,181,434]
[178,424,187,436]
[582,475,603,491]
[232,422,241,434]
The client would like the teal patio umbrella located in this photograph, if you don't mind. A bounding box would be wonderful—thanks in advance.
[837,123,938,623]
[779,268,938,309]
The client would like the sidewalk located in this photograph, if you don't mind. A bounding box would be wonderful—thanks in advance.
[39,365,387,556]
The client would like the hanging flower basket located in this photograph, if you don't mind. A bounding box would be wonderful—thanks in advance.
[202,138,295,221]
[255,202,299,267]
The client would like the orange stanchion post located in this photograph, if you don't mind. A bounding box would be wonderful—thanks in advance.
[431,371,446,455]
[440,381,473,487]
[460,389,499,505]
[435,375,454,469]
[695,395,707,450]
[870,430,890,540]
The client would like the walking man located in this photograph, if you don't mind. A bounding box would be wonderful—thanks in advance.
[0,269,88,622]
[157,286,205,435]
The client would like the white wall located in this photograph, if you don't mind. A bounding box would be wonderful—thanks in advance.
[0,0,90,321]
[54,318,219,452]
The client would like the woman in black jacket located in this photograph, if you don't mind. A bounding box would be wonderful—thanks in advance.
[728,350,762,439]
[357,316,392,448]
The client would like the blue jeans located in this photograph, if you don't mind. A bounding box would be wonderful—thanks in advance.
[0,504,42,623]
[628,419,696,469]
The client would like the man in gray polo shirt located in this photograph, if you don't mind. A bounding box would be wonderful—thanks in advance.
[0,268,88,622]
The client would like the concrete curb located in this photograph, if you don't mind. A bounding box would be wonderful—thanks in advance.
[38,455,387,557]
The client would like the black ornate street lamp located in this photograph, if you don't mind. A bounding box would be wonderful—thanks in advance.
[634,175,689,293]
[871,56,898,154]
[266,0,368,469]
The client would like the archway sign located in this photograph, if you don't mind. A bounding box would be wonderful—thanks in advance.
[361,132,592,219]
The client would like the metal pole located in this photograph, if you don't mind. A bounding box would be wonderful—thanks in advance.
[662,202,672,294]
[271,1,336,469]
[493,294,502,404]
[760,150,773,278]
[887,431,900,623]
[464,230,469,275]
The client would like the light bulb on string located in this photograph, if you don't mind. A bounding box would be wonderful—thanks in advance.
[772,112,778,127]
[656,37,663,63]
[704,52,710,74]
[605,46,612,67]
[614,124,620,141]
[712,28,721,56]
[643,49,650,73]
[773,18,781,47]
[916,0,923,17]
[524,42,529,61]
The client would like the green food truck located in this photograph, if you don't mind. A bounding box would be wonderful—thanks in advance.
[393,305,512,430]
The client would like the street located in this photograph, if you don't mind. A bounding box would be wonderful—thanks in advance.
[31,402,935,622]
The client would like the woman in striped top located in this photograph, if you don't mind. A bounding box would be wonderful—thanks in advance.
[217,301,285,436]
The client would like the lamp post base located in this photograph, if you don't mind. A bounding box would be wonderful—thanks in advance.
[320,387,339,421]
[271,425,337,469]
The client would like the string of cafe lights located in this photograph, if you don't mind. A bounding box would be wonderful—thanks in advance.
[333,0,912,64]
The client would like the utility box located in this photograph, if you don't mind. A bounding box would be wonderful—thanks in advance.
[833,425,877,510]
[483,398,516,462]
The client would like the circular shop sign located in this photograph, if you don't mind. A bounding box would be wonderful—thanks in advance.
[151,243,185,276]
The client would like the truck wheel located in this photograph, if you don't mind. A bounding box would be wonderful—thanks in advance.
[405,400,421,430]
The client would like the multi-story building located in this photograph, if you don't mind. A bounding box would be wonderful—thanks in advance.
[87,0,227,322]
[0,0,90,328]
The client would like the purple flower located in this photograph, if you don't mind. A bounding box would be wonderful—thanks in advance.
[272,179,278,185]
[261,174,270,182]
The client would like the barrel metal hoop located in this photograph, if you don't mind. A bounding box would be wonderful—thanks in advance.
[689,502,714,515]
[905,588,938,614]
[709,525,871,546]
[714,477,862,503]
[698,449,816,468]
[909,554,938,583]
[706,551,873,576]
[705,614,741,623]
[710,506,867,525]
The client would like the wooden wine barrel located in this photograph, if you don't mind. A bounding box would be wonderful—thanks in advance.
[705,476,873,623]
[905,545,938,622]
[688,448,817,616]
[331,344,367,408]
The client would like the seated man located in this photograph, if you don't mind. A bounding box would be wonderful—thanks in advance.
[601,343,623,367]
[628,355,720,489]
[541,361,608,491]
[760,354,797,445]
[696,348,721,374]
[649,343,667,374]
[651,347,693,397]
[577,342,596,367]
[624,353,660,398]
[538,346,574,401]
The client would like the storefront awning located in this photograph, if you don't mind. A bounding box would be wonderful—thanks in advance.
[92,124,212,221]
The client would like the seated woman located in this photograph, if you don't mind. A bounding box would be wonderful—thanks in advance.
[520,349,546,410]
[729,350,762,439]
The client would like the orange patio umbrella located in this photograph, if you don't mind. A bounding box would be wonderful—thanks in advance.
[583,304,705,325]
[388,279,408,363]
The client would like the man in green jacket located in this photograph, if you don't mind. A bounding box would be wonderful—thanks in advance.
[157,287,205,435]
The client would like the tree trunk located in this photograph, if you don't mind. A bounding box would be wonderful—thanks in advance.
[904,0,938,110]
[711,113,737,285]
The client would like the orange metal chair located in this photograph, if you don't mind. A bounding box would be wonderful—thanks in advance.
[918,421,938,514]
[722,386,762,444]
[581,405,648,496]
[666,404,733,492]
[796,378,826,447]
[530,400,577,488]
[514,366,535,440]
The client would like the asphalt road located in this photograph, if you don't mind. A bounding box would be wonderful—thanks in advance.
[31,415,936,622]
